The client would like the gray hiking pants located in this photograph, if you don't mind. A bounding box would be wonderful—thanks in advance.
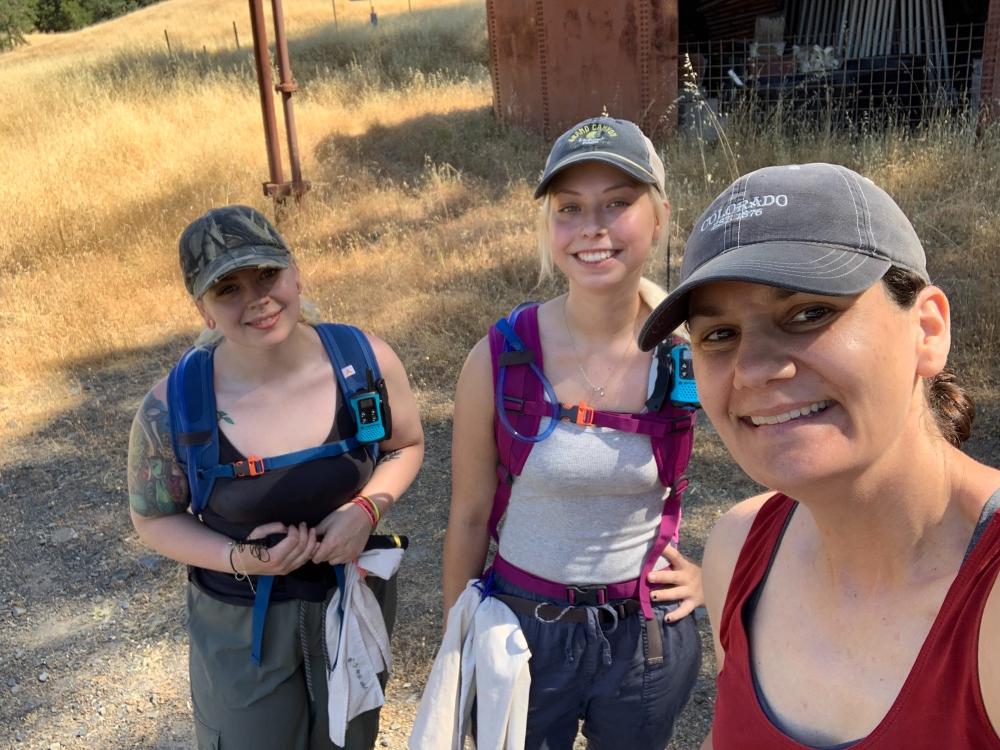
[187,576,398,750]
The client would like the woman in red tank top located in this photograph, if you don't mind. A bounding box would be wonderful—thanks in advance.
[638,163,1000,749]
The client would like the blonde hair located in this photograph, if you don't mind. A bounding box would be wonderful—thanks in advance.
[536,184,668,281]
[193,298,323,348]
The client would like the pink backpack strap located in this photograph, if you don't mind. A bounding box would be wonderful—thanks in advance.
[637,354,697,663]
[509,399,693,437]
[487,311,699,665]
[644,336,697,551]
[487,303,544,540]
[638,405,696,618]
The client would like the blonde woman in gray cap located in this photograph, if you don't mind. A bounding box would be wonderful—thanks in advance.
[127,205,424,750]
[433,118,703,749]
[636,164,1000,749]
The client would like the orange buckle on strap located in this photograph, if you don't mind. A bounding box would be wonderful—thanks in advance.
[234,455,266,478]
[562,401,595,426]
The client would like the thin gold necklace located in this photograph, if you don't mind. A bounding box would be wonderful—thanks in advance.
[562,297,636,400]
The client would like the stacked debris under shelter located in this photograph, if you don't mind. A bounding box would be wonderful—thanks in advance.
[483,1,1000,136]
[679,0,997,126]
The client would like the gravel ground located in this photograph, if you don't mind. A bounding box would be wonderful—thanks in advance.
[0,354,804,750]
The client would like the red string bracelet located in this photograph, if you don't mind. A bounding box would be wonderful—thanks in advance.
[351,496,377,528]
[355,493,381,523]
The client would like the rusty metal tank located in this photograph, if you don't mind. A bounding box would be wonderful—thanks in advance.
[485,0,679,137]
[985,0,1000,122]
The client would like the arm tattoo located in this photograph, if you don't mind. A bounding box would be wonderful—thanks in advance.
[127,392,190,517]
[217,410,234,425]
[376,449,403,465]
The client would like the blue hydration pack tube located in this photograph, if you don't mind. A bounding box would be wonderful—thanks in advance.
[494,302,563,443]
[167,323,385,665]
[493,302,697,442]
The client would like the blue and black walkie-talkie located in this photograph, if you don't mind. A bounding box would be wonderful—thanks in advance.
[669,343,700,408]
[349,368,392,444]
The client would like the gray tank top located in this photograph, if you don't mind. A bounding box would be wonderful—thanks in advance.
[497,419,669,585]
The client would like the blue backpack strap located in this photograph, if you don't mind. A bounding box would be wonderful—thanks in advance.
[314,323,382,461]
[166,344,282,665]
[250,574,274,666]
[201,438,363,480]
[167,345,219,516]
[246,323,381,667]
[170,324,386,666]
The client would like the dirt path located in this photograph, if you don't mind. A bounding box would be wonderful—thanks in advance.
[5,360,994,749]
[0,358,734,750]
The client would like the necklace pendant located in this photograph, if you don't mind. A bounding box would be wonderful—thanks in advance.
[594,386,606,398]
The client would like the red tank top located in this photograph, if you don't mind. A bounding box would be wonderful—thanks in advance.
[713,493,1000,749]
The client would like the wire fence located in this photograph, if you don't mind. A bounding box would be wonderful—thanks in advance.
[678,22,986,130]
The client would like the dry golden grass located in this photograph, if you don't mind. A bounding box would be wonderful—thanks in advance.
[14,0,469,62]
[0,0,490,416]
[1,0,997,449]
[0,6,997,747]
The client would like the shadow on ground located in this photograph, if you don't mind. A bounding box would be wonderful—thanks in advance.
[2,300,756,749]
[314,106,547,194]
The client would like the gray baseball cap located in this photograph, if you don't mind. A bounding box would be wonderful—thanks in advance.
[179,205,291,299]
[534,116,665,198]
[638,163,929,350]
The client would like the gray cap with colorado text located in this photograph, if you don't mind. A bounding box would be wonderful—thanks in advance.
[179,205,291,299]
[638,162,929,350]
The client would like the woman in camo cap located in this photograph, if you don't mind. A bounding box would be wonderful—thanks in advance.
[127,205,424,750]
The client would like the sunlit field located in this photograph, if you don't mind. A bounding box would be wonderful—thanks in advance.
[0,1,997,746]
[1,0,997,438]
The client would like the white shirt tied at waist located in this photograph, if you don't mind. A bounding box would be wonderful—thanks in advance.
[409,580,532,750]
[325,547,405,747]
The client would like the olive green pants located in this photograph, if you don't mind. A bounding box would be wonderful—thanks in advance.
[187,576,398,750]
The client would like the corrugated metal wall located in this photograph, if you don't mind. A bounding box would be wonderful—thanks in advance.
[486,0,678,137]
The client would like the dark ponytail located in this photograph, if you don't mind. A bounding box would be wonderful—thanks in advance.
[881,266,975,447]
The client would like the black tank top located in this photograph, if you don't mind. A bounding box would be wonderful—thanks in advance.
[189,395,375,605]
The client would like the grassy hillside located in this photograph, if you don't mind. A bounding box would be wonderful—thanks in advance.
[0,1,997,746]
[1,0,493,425]
[2,0,998,435]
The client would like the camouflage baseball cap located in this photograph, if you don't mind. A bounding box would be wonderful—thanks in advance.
[179,205,291,298]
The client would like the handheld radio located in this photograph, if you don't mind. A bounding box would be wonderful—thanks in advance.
[349,368,392,444]
[669,343,700,408]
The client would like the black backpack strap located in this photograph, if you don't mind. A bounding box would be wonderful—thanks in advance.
[645,341,673,413]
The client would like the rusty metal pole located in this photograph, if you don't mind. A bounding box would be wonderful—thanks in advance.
[270,0,309,199]
[248,0,285,195]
